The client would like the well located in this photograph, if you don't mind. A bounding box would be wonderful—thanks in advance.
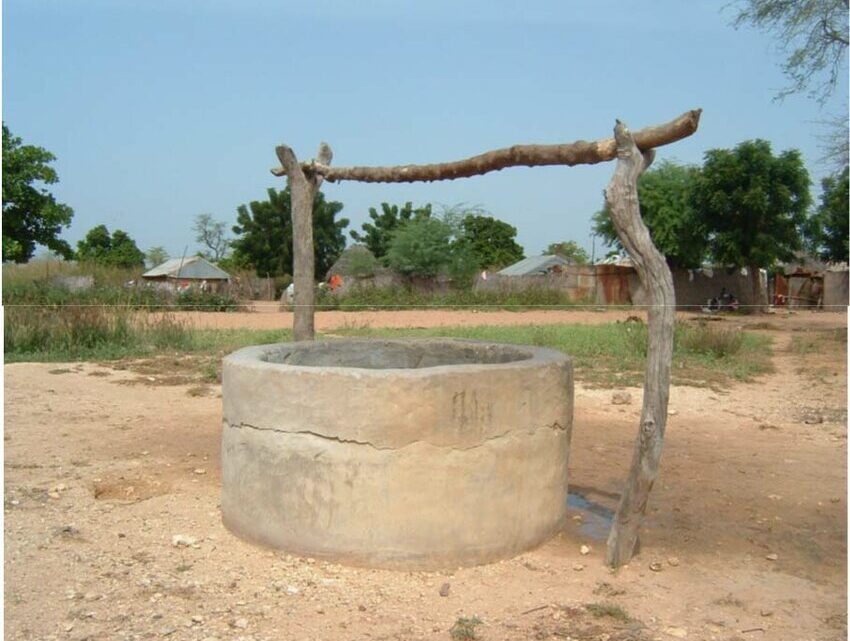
[221,338,573,569]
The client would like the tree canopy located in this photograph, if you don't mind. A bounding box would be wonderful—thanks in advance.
[732,1,849,174]
[230,187,349,277]
[455,214,524,270]
[543,240,590,265]
[732,0,849,104]
[385,217,455,278]
[593,160,707,268]
[806,166,849,262]
[350,202,432,260]
[735,0,850,102]
[693,139,811,268]
[76,225,146,268]
[2,125,74,263]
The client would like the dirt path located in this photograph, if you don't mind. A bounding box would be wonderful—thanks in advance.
[4,311,847,640]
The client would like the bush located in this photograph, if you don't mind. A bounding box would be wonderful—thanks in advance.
[679,323,744,357]
[347,250,379,278]
[173,289,242,312]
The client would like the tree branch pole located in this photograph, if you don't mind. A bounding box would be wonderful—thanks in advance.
[272,109,701,183]
[603,121,676,567]
[276,142,333,341]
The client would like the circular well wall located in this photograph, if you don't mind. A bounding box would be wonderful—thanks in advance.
[221,338,573,570]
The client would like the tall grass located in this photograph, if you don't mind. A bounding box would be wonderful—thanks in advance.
[4,307,194,361]
[4,304,291,363]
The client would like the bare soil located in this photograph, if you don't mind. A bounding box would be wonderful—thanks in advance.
[4,310,847,641]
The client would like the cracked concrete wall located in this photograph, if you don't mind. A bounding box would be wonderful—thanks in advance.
[221,338,573,570]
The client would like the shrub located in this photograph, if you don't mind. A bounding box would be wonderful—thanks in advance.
[347,250,379,278]
[450,616,482,640]
[679,323,744,358]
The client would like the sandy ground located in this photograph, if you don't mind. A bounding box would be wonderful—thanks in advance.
[169,304,847,332]
[4,310,848,640]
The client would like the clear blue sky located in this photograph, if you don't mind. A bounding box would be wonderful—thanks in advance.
[4,0,847,261]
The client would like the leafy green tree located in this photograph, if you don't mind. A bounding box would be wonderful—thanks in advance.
[76,225,146,268]
[2,124,74,262]
[692,139,811,307]
[350,202,432,260]
[230,187,349,277]
[385,217,456,278]
[732,0,848,104]
[805,166,849,262]
[193,213,231,261]
[455,214,524,269]
[146,246,169,268]
[592,160,707,268]
[543,240,590,265]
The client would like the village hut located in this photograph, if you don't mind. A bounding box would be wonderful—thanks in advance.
[142,256,231,292]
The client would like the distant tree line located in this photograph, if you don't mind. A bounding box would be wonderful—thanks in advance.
[592,139,847,303]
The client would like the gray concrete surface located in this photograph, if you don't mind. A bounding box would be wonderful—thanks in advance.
[221,338,573,570]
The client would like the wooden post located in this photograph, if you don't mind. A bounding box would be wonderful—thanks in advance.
[603,121,676,567]
[276,142,333,341]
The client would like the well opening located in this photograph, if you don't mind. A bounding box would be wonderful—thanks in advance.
[262,339,532,370]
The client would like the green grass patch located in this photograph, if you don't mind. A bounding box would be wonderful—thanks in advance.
[315,285,588,311]
[332,322,773,388]
[5,303,772,390]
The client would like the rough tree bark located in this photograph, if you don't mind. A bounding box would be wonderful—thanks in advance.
[276,142,333,341]
[748,263,765,312]
[603,121,676,567]
[272,109,701,183]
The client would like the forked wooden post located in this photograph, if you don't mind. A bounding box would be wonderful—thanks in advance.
[603,121,676,567]
[276,142,333,341]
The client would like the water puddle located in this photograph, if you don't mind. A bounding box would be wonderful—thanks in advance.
[567,491,615,541]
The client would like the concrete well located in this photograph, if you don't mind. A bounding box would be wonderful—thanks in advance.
[221,338,573,570]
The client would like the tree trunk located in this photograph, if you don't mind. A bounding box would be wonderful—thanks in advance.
[276,142,333,341]
[603,121,676,568]
[749,264,764,313]
[272,110,702,184]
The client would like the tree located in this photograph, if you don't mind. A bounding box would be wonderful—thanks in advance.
[731,1,849,171]
[146,246,169,268]
[543,240,590,265]
[592,160,707,268]
[384,217,455,278]
[230,186,348,277]
[692,139,811,308]
[732,0,849,104]
[2,124,74,263]
[806,166,849,262]
[455,213,524,269]
[76,225,146,268]
[350,202,432,260]
[193,213,231,262]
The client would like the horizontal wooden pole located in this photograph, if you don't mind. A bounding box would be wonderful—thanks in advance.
[271,108,701,183]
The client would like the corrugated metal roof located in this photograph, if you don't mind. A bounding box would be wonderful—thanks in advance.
[143,256,230,280]
[497,255,568,276]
